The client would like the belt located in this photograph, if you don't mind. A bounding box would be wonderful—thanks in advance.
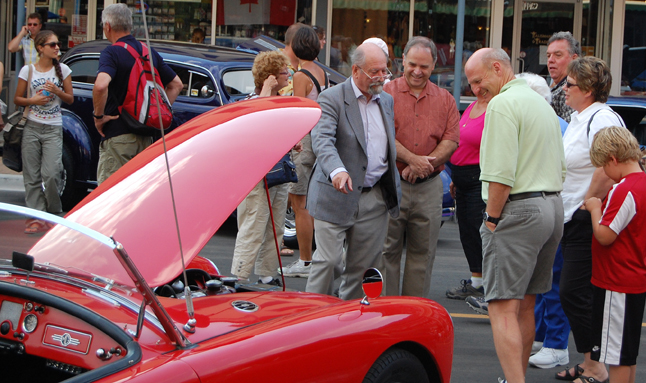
[508,191,559,201]
[402,170,441,185]
[361,180,379,193]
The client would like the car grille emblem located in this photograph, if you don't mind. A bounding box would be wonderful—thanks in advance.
[53,333,81,347]
[231,300,259,312]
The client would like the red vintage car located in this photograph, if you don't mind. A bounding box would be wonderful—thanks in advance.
[0,97,453,383]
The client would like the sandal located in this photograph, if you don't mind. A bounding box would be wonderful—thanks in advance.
[573,376,609,383]
[555,364,584,381]
[24,220,45,234]
[280,247,294,256]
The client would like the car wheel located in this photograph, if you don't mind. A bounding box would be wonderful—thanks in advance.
[362,348,430,383]
[60,146,84,211]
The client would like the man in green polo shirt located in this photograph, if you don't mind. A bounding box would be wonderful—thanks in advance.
[464,48,566,383]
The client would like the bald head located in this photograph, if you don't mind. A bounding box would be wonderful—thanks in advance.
[465,48,515,99]
[352,43,389,99]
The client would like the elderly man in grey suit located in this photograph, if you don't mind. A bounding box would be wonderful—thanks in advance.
[305,43,402,300]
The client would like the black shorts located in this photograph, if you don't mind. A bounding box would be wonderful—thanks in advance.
[591,286,646,366]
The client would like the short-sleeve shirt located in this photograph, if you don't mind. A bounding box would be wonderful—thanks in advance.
[591,172,646,294]
[19,36,39,65]
[561,103,625,222]
[383,77,460,174]
[19,63,72,125]
[479,79,566,202]
[550,77,575,123]
[97,35,177,140]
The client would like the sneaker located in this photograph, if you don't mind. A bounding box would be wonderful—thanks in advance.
[278,259,311,278]
[257,277,282,287]
[498,378,507,383]
[446,279,485,300]
[528,347,569,369]
[531,341,544,355]
[466,295,488,315]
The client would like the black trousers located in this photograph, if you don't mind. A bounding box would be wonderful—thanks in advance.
[452,164,486,274]
[560,208,594,353]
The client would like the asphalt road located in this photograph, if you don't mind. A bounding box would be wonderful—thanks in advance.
[1,188,645,383]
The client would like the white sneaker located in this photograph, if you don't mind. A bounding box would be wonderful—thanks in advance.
[531,341,543,355]
[278,259,311,278]
[528,347,569,369]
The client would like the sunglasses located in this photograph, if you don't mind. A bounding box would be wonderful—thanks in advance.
[27,23,40,26]
[565,81,579,89]
[42,42,62,48]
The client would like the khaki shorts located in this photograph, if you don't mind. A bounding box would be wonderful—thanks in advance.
[289,133,315,196]
[480,193,564,301]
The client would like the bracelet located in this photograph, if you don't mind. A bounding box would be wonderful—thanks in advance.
[93,113,104,119]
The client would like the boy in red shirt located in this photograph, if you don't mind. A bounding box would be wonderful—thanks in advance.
[583,126,646,383]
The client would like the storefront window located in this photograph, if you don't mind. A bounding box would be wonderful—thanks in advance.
[414,0,494,96]
[330,0,409,77]
[37,0,93,51]
[620,0,646,96]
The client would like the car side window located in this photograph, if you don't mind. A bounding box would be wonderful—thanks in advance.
[168,64,216,99]
[222,70,255,98]
[67,58,99,84]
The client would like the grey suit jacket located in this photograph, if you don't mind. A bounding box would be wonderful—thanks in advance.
[307,77,401,225]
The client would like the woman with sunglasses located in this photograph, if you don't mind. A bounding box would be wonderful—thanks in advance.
[14,30,73,233]
[556,56,625,383]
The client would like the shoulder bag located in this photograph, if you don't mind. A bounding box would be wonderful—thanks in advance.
[2,65,33,172]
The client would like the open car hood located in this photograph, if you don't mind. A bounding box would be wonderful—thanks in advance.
[28,97,321,288]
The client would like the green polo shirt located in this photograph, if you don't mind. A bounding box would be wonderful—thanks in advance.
[479,79,566,202]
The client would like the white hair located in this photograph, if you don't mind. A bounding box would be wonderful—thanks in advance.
[516,72,552,103]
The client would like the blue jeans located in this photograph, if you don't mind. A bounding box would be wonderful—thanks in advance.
[535,244,571,349]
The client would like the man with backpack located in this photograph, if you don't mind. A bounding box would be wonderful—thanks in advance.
[93,3,182,184]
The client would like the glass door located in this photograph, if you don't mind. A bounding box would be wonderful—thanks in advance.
[511,0,582,81]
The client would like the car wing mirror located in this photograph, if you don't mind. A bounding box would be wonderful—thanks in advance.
[13,252,35,285]
[361,268,383,305]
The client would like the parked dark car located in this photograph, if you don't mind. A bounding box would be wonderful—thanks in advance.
[607,96,646,146]
[58,37,346,210]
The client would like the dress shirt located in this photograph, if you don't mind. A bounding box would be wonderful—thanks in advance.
[562,102,625,223]
[20,36,39,65]
[384,77,460,174]
[330,78,388,187]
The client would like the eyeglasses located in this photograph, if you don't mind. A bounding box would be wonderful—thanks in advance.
[279,72,290,76]
[357,66,392,82]
[27,23,40,27]
[565,81,579,89]
[42,42,62,48]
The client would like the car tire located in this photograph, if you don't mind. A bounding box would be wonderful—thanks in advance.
[60,146,84,211]
[362,348,430,383]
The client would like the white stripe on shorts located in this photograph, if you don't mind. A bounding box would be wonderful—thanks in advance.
[599,290,627,365]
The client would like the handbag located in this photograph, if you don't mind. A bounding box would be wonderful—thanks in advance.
[2,65,33,172]
[265,152,298,188]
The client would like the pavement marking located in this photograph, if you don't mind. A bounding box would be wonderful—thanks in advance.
[451,313,488,319]
[450,313,646,327]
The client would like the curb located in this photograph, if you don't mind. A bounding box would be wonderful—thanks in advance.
[0,174,24,192]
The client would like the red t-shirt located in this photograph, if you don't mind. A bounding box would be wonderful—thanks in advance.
[591,172,646,293]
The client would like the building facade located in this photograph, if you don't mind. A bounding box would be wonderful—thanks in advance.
[1,0,645,105]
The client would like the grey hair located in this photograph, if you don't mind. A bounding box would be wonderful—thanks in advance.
[516,72,552,103]
[351,43,388,67]
[403,36,438,64]
[547,31,581,56]
[102,3,133,33]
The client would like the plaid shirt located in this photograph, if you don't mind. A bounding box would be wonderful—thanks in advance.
[20,36,39,65]
[551,77,575,123]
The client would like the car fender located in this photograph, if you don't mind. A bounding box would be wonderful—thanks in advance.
[181,296,453,383]
[62,108,96,183]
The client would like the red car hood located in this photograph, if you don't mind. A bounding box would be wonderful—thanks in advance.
[29,97,321,288]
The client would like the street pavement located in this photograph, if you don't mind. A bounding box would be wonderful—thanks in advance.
[1,181,645,382]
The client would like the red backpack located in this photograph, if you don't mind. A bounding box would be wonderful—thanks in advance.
[115,42,173,135]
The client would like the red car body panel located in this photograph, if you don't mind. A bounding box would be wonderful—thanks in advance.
[0,97,454,382]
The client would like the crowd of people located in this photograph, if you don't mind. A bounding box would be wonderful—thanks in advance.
[3,7,645,383]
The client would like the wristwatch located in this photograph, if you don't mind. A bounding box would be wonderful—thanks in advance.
[483,212,500,225]
[92,113,104,119]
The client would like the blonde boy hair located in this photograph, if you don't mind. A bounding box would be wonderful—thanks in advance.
[590,126,642,167]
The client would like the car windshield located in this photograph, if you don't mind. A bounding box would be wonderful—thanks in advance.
[0,203,121,288]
